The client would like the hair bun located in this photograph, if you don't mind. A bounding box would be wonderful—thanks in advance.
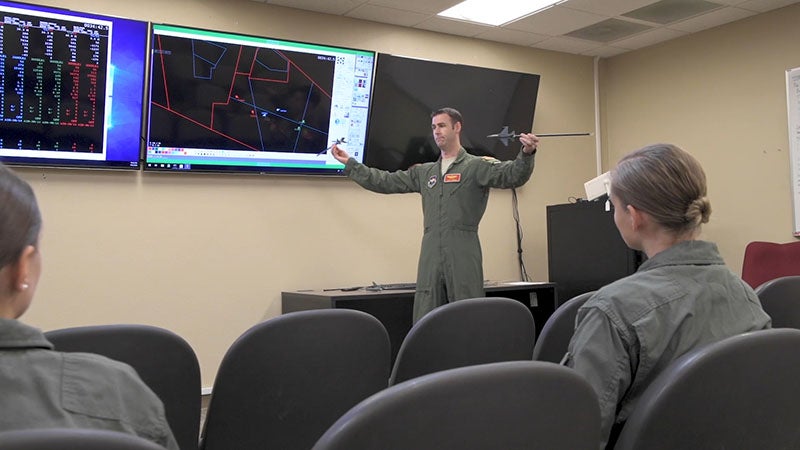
[685,197,711,225]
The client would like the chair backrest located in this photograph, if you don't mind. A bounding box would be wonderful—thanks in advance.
[754,275,800,328]
[532,291,594,363]
[388,297,535,386]
[200,308,391,450]
[741,240,800,288]
[44,325,200,450]
[0,428,167,450]
[313,360,600,450]
[614,328,800,450]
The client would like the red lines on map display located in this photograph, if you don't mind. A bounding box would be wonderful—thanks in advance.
[151,36,333,152]
[208,45,274,132]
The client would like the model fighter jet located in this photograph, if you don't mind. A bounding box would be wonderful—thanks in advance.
[487,126,592,146]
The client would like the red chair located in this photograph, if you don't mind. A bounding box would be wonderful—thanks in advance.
[741,241,800,289]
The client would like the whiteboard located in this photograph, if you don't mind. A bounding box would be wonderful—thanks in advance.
[787,67,800,236]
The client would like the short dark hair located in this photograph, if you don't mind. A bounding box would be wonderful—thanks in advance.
[431,107,463,127]
[0,163,41,269]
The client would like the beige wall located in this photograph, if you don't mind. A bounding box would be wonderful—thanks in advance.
[17,0,596,387]
[600,3,800,276]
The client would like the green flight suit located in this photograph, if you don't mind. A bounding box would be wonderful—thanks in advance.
[0,319,178,450]
[564,240,772,448]
[345,147,535,322]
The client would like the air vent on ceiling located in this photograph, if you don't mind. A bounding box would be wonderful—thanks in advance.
[565,18,652,43]
[622,0,722,24]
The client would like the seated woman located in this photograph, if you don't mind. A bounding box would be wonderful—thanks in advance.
[0,163,177,449]
[563,144,771,449]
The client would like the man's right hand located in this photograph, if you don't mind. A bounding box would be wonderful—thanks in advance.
[331,144,351,164]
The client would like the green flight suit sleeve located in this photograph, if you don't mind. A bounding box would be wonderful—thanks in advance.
[474,149,535,188]
[565,305,635,450]
[344,158,420,194]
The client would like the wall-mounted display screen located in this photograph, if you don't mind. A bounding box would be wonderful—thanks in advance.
[144,24,375,175]
[0,0,148,170]
[365,54,540,172]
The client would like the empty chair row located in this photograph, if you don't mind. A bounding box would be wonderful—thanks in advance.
[43,310,389,450]
[16,327,800,449]
[35,294,582,450]
[313,327,800,450]
[42,297,538,450]
[28,292,800,449]
[204,296,538,448]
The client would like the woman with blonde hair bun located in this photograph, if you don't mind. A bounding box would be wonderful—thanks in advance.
[563,144,771,449]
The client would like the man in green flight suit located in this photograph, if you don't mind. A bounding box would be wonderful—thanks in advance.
[331,107,540,322]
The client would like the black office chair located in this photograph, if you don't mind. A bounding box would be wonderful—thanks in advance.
[44,325,201,450]
[0,428,167,450]
[754,275,800,328]
[614,328,800,450]
[532,291,594,363]
[388,297,535,386]
[200,308,391,450]
[313,360,600,450]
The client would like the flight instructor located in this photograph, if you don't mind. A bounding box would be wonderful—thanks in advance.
[331,107,540,322]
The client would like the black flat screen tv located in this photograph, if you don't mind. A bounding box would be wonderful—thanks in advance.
[365,54,540,172]
[0,0,148,170]
[144,24,376,175]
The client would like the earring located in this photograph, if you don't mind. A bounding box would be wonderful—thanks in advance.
[21,283,29,290]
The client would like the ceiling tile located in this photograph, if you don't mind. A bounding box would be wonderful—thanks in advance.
[250,0,800,57]
[265,0,368,15]
[346,4,431,26]
[366,0,462,15]
[474,28,550,47]
[414,16,492,37]
[581,45,631,57]
[560,0,661,16]
[532,36,603,54]
[505,5,607,35]
[612,27,687,49]
[709,0,751,5]
[667,6,755,32]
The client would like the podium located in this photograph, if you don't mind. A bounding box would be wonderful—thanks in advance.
[282,281,557,363]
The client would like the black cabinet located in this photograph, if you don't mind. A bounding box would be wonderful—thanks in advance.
[547,201,643,303]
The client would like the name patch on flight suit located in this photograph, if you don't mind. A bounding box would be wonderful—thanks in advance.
[427,175,437,188]
[444,173,461,183]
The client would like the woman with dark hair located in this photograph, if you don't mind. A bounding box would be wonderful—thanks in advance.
[563,144,771,449]
[0,164,178,449]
